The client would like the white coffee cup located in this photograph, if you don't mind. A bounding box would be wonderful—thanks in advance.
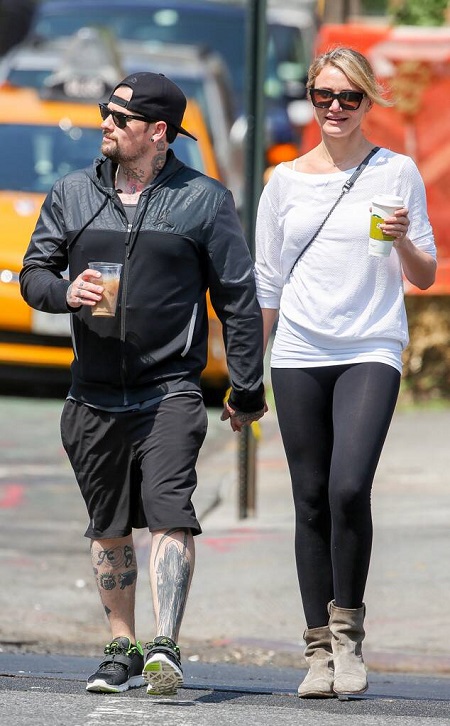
[369,195,404,257]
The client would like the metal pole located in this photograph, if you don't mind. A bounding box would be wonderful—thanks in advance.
[322,0,360,22]
[238,0,267,519]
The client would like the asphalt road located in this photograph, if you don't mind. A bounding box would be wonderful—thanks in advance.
[1,655,449,726]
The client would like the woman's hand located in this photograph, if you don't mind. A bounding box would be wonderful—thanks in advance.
[381,207,436,290]
[381,207,410,246]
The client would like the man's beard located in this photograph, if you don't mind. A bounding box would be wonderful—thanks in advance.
[101,137,148,164]
[101,138,120,163]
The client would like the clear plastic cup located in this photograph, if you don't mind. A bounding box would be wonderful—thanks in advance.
[88,262,122,317]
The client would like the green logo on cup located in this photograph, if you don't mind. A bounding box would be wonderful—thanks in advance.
[369,213,394,242]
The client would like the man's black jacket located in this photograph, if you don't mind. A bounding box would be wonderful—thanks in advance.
[20,151,265,412]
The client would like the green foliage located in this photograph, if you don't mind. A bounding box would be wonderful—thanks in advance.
[361,0,388,14]
[401,296,450,403]
[389,0,448,26]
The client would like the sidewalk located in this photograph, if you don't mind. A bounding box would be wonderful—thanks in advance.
[0,399,449,681]
[0,401,449,722]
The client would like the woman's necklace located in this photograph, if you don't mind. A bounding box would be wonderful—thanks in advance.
[320,144,371,170]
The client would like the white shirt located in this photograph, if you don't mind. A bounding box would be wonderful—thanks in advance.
[255,148,436,373]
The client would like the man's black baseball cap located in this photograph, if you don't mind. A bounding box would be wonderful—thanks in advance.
[109,71,197,141]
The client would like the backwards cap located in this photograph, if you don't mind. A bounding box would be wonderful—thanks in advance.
[109,72,197,141]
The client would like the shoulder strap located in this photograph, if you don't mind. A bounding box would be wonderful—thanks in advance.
[289,146,380,275]
[342,145,380,192]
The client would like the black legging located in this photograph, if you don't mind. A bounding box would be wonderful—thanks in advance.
[271,362,400,628]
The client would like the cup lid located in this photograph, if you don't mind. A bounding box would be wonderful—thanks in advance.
[371,194,404,208]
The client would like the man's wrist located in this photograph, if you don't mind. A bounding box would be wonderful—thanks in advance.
[228,384,265,414]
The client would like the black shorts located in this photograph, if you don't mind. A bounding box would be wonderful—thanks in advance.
[60,394,208,539]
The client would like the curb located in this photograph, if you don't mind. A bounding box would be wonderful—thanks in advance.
[365,649,450,676]
[190,636,450,676]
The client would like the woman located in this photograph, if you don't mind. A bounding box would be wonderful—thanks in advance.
[255,47,436,699]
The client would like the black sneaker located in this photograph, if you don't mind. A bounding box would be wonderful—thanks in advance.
[143,636,183,696]
[86,637,145,693]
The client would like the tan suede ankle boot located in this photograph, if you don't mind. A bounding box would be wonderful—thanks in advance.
[297,626,334,698]
[328,600,368,696]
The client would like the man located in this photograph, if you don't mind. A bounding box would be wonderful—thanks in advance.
[20,72,265,695]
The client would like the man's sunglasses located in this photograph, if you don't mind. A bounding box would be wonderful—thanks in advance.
[98,103,153,129]
[309,89,365,111]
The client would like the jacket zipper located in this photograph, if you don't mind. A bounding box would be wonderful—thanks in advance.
[120,222,133,404]
[119,186,152,403]
[117,185,162,404]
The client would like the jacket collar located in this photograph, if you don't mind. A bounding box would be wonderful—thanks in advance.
[93,149,185,193]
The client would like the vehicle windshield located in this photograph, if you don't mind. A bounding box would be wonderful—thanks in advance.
[0,123,205,192]
[30,3,311,106]
[33,6,246,97]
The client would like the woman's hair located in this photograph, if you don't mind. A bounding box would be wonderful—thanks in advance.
[307,47,392,107]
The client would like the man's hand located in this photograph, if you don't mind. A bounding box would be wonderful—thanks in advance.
[66,268,103,309]
[220,401,267,433]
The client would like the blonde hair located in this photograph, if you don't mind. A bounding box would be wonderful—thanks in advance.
[307,47,392,107]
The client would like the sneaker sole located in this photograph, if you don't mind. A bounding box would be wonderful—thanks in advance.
[86,674,145,693]
[143,653,183,696]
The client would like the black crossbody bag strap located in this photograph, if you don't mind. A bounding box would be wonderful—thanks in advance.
[289,146,380,276]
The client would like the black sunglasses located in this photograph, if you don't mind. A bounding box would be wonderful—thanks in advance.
[98,103,153,129]
[309,89,365,111]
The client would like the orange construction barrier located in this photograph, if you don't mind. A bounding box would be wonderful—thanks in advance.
[299,23,450,294]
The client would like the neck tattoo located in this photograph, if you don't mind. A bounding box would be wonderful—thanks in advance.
[115,166,148,197]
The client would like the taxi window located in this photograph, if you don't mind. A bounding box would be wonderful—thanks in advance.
[172,135,204,173]
[1,123,205,194]
[265,23,309,101]
[6,68,53,89]
[170,78,210,134]
[1,124,102,192]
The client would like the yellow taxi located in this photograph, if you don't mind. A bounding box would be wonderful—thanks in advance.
[0,82,228,395]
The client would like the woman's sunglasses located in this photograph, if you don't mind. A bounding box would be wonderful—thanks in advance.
[309,89,365,111]
[98,103,153,129]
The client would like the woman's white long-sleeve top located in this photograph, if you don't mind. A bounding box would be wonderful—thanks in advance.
[255,148,436,372]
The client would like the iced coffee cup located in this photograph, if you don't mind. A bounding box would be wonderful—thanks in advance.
[369,195,404,257]
[88,262,122,317]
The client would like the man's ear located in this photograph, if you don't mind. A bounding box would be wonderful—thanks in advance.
[152,120,167,141]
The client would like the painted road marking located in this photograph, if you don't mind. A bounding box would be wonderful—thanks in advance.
[0,483,24,508]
